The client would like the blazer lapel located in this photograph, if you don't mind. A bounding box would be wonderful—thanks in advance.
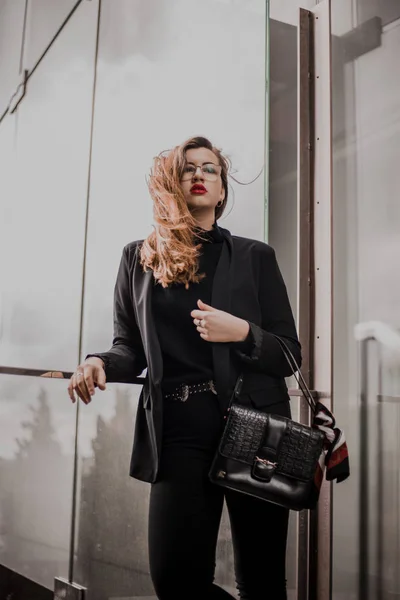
[132,263,163,388]
[211,225,235,408]
[131,227,234,408]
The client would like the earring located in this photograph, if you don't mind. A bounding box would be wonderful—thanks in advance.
[217,200,223,207]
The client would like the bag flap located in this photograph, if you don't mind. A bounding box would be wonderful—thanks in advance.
[219,404,268,465]
[273,420,325,482]
[219,405,325,483]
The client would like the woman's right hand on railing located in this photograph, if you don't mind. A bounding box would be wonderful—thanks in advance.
[68,357,107,404]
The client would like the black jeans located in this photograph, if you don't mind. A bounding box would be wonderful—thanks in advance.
[148,391,291,600]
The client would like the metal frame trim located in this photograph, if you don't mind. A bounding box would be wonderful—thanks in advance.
[311,2,333,599]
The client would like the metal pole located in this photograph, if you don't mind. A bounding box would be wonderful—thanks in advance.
[359,337,370,600]
[376,346,383,600]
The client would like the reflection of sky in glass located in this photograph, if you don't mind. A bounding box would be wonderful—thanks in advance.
[0,0,267,592]
[75,2,267,596]
[0,0,99,372]
[24,0,81,70]
[0,0,25,112]
[82,0,267,361]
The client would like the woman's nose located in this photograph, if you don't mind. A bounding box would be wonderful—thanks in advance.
[192,166,204,181]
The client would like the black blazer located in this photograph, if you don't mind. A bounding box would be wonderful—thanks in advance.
[89,224,301,483]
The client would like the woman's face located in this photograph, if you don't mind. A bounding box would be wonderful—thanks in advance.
[180,147,225,216]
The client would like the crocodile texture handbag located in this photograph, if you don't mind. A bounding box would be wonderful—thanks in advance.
[209,336,326,511]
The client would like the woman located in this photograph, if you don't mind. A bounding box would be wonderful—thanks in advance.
[68,136,302,600]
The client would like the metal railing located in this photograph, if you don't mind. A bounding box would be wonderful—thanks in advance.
[355,321,400,600]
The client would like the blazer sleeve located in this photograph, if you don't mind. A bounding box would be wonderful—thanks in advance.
[86,245,147,383]
[234,244,302,378]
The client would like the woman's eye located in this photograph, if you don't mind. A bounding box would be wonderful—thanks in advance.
[184,165,195,173]
[204,166,216,174]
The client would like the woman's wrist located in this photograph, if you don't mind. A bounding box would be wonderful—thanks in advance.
[236,319,250,342]
[85,356,105,370]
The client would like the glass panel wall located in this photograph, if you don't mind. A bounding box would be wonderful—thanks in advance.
[0,0,98,372]
[0,0,288,596]
[76,0,267,597]
[0,0,26,114]
[0,375,76,588]
[74,384,151,598]
[23,0,81,71]
[0,111,16,316]
[0,0,98,591]
[331,0,400,597]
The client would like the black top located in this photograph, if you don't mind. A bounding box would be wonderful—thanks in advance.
[152,224,224,389]
[85,226,302,483]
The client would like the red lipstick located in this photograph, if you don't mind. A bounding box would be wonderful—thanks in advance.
[190,184,207,195]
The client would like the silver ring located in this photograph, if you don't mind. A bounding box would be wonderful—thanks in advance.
[194,319,200,327]
[76,371,84,377]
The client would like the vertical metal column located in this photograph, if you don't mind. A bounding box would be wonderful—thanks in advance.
[359,338,386,599]
[310,3,333,599]
[298,2,333,599]
[298,9,315,600]
[358,338,370,600]
[376,346,383,600]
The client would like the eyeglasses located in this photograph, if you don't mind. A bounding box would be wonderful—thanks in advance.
[181,162,222,182]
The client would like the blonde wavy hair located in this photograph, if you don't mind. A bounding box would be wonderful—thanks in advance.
[140,136,230,288]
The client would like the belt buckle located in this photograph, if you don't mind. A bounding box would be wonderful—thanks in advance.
[209,380,218,395]
[179,384,190,402]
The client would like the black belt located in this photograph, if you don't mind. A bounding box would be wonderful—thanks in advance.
[163,380,218,402]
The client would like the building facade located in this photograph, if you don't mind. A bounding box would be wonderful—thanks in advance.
[0,1,399,598]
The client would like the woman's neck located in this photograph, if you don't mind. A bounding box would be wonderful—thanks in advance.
[193,216,214,231]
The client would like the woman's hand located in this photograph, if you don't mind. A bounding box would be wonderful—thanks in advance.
[191,299,250,343]
[68,357,106,405]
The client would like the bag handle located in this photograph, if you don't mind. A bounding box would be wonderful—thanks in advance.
[230,334,318,414]
[269,334,317,413]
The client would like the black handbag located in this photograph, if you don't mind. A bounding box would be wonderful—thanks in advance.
[209,335,326,511]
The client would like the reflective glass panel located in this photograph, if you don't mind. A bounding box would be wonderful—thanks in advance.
[0,0,98,372]
[331,1,400,597]
[0,0,25,114]
[76,0,267,597]
[23,0,80,70]
[0,375,76,589]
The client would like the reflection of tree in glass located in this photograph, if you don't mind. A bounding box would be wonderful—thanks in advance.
[0,388,72,587]
[76,387,237,597]
[16,389,61,458]
[76,386,154,600]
